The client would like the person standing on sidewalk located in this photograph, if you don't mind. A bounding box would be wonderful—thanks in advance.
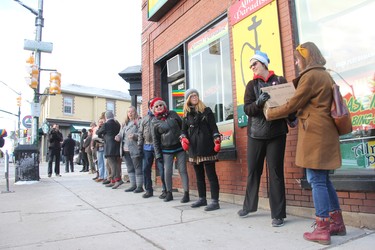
[151,98,190,203]
[116,106,143,192]
[138,98,167,199]
[92,117,106,182]
[47,124,63,177]
[83,129,95,174]
[79,128,89,172]
[238,51,289,227]
[96,111,122,189]
[265,42,346,245]
[181,89,221,211]
[62,133,76,173]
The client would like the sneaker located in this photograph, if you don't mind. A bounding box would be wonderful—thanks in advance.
[102,180,110,185]
[272,218,284,227]
[238,209,250,218]
[48,174,52,178]
[55,174,62,177]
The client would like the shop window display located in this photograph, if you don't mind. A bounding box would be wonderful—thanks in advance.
[295,0,375,177]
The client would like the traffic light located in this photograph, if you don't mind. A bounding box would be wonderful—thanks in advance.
[49,71,61,94]
[16,96,22,106]
[25,54,38,89]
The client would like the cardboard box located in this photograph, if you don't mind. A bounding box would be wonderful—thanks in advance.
[261,82,295,109]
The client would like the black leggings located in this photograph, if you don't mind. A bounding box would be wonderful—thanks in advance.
[193,162,220,200]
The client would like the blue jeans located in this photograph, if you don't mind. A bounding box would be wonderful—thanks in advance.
[143,150,166,192]
[97,150,106,179]
[306,169,341,218]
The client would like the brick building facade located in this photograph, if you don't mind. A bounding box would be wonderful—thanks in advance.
[140,0,375,229]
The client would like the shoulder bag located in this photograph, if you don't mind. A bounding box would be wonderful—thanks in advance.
[331,82,352,135]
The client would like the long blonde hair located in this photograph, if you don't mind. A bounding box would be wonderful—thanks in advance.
[183,94,206,117]
[124,106,138,125]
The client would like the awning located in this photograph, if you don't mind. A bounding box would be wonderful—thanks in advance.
[70,125,88,133]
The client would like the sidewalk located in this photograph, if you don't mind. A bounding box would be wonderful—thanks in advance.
[0,161,374,250]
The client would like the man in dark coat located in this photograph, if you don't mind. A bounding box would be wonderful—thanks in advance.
[96,111,122,188]
[48,124,63,177]
[62,133,76,173]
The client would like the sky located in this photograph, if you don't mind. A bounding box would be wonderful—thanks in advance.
[0,0,142,149]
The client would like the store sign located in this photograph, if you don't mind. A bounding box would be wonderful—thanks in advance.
[229,0,273,25]
[22,115,32,129]
[230,0,283,127]
[148,0,179,22]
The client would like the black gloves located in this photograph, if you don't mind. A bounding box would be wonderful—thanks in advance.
[255,92,270,107]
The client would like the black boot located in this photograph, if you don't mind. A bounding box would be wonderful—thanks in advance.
[191,198,207,208]
[180,191,190,203]
[125,186,136,192]
[204,200,220,211]
[164,191,173,202]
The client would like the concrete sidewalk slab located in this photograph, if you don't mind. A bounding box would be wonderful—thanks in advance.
[0,162,374,250]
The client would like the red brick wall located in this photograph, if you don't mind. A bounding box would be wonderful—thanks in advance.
[141,0,375,215]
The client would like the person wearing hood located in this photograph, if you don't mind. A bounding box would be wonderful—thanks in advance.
[238,50,290,227]
[265,42,346,245]
[138,98,167,199]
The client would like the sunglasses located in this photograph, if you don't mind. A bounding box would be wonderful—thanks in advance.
[155,104,163,108]
[250,61,260,68]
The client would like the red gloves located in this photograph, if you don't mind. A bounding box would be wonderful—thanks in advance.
[181,137,190,151]
[214,137,221,152]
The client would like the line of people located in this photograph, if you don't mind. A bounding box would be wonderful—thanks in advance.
[90,92,222,212]
[48,41,347,246]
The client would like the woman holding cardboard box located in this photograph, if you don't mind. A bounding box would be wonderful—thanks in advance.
[238,50,293,227]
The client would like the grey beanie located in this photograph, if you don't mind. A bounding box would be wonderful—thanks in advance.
[105,110,114,119]
[185,88,199,100]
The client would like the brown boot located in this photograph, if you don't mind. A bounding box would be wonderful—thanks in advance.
[303,217,331,245]
[330,210,346,236]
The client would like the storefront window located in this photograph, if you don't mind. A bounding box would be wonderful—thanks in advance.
[187,18,235,148]
[295,0,375,175]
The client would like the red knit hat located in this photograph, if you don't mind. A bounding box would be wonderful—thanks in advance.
[149,97,163,109]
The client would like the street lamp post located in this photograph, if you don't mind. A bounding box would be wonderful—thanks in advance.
[14,0,44,145]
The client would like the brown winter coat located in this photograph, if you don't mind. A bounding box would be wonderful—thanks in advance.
[267,66,342,170]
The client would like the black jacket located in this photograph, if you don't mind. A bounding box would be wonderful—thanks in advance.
[182,107,220,157]
[151,110,182,159]
[244,74,289,139]
[62,137,76,156]
[48,129,63,149]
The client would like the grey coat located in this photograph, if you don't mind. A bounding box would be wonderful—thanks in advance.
[118,119,141,158]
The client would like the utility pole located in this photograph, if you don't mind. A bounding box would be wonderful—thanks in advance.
[14,0,44,145]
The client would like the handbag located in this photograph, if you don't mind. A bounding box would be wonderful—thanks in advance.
[331,82,352,135]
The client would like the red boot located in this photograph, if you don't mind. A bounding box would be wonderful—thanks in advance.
[303,217,331,245]
[330,210,346,236]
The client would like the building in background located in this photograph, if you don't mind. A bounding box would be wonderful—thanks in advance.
[140,0,374,228]
[39,84,135,161]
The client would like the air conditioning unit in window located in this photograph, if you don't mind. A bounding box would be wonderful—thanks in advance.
[167,54,184,78]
